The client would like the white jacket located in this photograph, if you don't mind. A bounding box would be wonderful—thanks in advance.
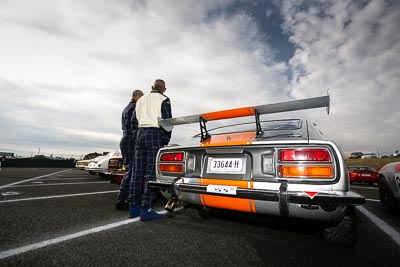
[136,92,167,128]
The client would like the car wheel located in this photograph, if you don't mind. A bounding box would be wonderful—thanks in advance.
[379,181,398,213]
[184,204,210,220]
[321,206,357,246]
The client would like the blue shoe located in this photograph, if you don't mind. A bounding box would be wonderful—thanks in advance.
[140,208,164,221]
[128,204,141,218]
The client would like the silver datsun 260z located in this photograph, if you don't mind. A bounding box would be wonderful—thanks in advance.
[149,94,365,245]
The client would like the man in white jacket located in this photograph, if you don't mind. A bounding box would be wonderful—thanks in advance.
[128,79,172,221]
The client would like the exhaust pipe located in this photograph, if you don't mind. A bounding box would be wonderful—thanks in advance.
[164,197,180,212]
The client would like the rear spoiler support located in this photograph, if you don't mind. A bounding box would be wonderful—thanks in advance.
[199,117,211,142]
[255,109,263,138]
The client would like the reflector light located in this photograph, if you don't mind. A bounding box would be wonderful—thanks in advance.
[279,165,333,178]
[279,149,331,162]
[159,163,184,173]
[160,152,184,162]
[187,157,195,172]
[349,171,357,178]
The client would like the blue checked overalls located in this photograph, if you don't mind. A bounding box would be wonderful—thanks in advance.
[128,93,172,208]
[117,101,138,202]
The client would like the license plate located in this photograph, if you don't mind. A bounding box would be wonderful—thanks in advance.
[361,173,371,176]
[207,184,237,195]
[207,157,245,174]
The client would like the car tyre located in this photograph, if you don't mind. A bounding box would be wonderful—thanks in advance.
[184,204,210,220]
[321,206,357,246]
[379,181,398,213]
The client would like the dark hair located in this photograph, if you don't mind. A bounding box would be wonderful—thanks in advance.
[152,79,165,92]
[132,90,143,98]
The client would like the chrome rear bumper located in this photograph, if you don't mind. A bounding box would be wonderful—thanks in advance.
[149,180,365,206]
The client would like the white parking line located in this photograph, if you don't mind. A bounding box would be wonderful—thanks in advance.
[8,181,110,188]
[357,206,400,247]
[44,178,102,180]
[0,190,118,203]
[0,210,166,260]
[0,169,70,189]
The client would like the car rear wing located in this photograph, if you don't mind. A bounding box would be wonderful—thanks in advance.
[160,94,330,142]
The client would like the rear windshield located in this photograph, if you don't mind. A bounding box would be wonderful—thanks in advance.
[196,119,301,136]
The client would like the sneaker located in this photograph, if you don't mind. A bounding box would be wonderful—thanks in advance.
[140,208,164,221]
[115,200,129,211]
[128,204,141,218]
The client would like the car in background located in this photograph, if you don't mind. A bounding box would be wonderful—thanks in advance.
[349,152,363,159]
[109,157,125,184]
[149,95,365,246]
[75,159,91,170]
[85,151,121,177]
[379,161,400,212]
[391,150,400,158]
[361,153,378,159]
[348,166,379,185]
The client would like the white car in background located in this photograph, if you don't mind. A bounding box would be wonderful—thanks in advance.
[361,153,378,159]
[85,151,122,177]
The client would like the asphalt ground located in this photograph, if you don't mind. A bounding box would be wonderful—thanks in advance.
[0,168,399,266]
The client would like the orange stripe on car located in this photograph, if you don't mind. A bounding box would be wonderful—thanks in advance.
[201,107,255,121]
[200,132,256,147]
[199,179,256,213]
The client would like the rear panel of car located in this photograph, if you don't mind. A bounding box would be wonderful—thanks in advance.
[156,120,350,222]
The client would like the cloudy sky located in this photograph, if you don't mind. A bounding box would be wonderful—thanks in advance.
[0,0,399,158]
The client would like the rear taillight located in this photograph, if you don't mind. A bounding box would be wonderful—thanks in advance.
[279,165,333,178]
[109,159,123,172]
[159,152,185,174]
[160,152,184,161]
[279,149,331,162]
[159,164,184,173]
[277,148,334,179]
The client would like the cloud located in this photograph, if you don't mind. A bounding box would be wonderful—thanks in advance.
[1,0,398,158]
[0,0,290,156]
[280,0,400,155]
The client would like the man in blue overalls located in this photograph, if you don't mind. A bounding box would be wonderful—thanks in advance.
[115,89,143,210]
[128,79,172,221]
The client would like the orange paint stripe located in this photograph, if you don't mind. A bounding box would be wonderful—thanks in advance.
[199,179,205,206]
[201,132,256,147]
[200,179,252,187]
[202,195,252,212]
[250,200,256,213]
[199,179,255,213]
[202,107,255,121]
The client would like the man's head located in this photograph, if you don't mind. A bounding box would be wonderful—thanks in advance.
[152,79,166,94]
[132,90,144,101]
